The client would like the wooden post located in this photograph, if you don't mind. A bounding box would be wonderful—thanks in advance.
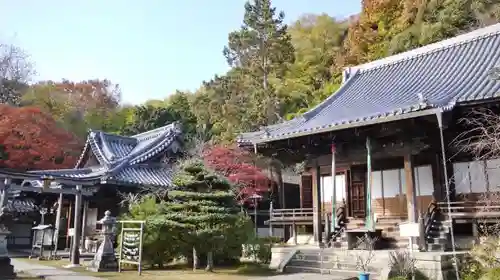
[366,137,374,230]
[53,194,63,253]
[404,153,418,223]
[81,200,89,251]
[70,185,82,266]
[331,143,337,232]
[292,221,297,245]
[269,201,273,237]
[66,200,72,249]
[312,164,322,245]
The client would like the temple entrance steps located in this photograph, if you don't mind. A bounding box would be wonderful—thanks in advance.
[284,248,384,279]
[425,217,451,252]
[340,216,410,249]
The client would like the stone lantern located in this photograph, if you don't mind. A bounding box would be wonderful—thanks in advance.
[88,210,118,272]
[0,206,16,278]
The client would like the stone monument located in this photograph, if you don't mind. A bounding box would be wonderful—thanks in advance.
[88,210,118,272]
[0,206,16,279]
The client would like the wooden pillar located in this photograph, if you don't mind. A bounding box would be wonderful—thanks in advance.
[331,142,337,231]
[404,153,418,223]
[312,164,322,245]
[81,200,89,251]
[0,178,10,209]
[70,185,83,266]
[292,221,298,245]
[53,194,63,252]
[366,137,374,230]
[269,201,273,237]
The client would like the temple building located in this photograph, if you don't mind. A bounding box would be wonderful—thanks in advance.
[6,123,183,250]
[239,22,500,257]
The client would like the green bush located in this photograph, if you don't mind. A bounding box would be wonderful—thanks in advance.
[120,195,188,267]
[389,277,409,280]
[480,267,500,280]
[460,259,485,280]
[243,236,281,264]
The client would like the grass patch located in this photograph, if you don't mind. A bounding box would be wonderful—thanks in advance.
[16,272,42,279]
[14,258,276,279]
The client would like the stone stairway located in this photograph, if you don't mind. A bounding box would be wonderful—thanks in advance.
[425,216,450,252]
[284,248,385,279]
[337,216,410,249]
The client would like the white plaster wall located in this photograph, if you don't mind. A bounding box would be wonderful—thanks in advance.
[371,165,433,198]
[261,227,284,238]
[372,171,383,199]
[487,158,500,190]
[453,159,500,194]
[382,169,402,197]
[320,174,346,203]
[415,165,434,196]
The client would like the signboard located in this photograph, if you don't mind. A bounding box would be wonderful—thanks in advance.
[399,222,420,237]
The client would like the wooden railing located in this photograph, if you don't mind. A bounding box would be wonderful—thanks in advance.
[424,200,439,236]
[437,200,500,218]
[270,208,314,220]
[269,207,339,220]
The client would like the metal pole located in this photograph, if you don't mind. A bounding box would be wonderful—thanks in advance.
[436,111,460,280]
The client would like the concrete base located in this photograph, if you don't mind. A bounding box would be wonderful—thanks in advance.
[0,257,16,279]
[63,263,82,268]
[87,254,118,272]
[269,244,466,280]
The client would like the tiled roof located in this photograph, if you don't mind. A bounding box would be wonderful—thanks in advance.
[27,123,182,188]
[4,189,37,213]
[239,23,500,144]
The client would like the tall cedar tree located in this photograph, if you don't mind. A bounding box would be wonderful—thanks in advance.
[166,160,244,271]
[223,0,295,125]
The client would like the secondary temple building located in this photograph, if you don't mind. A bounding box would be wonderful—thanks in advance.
[239,23,500,251]
[7,123,182,251]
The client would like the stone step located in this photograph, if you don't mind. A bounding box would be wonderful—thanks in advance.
[427,243,446,251]
[427,237,448,245]
[285,265,372,279]
[288,259,380,273]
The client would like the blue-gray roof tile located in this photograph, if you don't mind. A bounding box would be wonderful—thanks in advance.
[27,122,182,188]
[239,23,500,144]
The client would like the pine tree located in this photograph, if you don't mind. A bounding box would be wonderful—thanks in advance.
[166,159,245,271]
[223,0,295,125]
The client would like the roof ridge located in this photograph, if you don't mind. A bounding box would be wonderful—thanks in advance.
[131,122,178,139]
[351,23,500,72]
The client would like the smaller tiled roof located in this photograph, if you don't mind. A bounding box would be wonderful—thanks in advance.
[239,23,500,144]
[3,189,37,213]
[28,123,182,188]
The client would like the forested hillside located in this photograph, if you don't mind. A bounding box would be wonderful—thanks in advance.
[1,0,500,169]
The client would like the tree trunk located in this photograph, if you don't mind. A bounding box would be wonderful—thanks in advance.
[192,247,198,271]
[205,251,214,272]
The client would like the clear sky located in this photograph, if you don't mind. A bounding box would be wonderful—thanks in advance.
[0,0,361,105]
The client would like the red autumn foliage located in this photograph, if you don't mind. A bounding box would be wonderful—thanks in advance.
[0,105,83,170]
[203,144,270,204]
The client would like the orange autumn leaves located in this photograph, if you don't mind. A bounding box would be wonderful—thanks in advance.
[0,104,83,170]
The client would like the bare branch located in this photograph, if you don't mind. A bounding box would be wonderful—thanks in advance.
[0,42,34,105]
[452,108,500,161]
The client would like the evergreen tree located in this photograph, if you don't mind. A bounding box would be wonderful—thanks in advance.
[166,159,247,271]
[223,0,295,126]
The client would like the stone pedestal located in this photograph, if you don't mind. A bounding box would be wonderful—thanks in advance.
[0,230,16,278]
[87,211,118,272]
